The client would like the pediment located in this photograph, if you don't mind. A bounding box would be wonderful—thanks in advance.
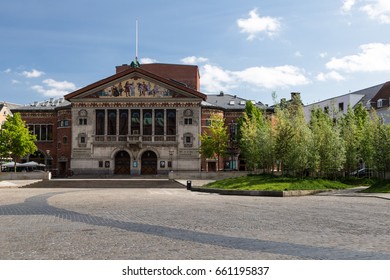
[84,76,188,99]
[66,68,206,101]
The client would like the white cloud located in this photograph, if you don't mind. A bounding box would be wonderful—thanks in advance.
[319,52,328,58]
[341,0,356,13]
[294,51,303,57]
[21,69,45,78]
[200,64,237,93]
[235,65,310,89]
[326,43,390,72]
[316,71,346,82]
[31,79,77,97]
[361,0,390,24]
[181,56,209,65]
[140,57,158,64]
[11,79,21,84]
[237,8,281,40]
[3,68,12,74]
[200,63,310,94]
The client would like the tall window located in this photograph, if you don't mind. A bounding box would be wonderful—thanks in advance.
[119,109,128,135]
[96,110,105,135]
[131,110,140,134]
[108,110,117,135]
[34,125,41,141]
[167,109,176,135]
[155,109,164,135]
[143,109,152,135]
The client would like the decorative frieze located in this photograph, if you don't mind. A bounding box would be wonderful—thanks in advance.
[72,101,201,108]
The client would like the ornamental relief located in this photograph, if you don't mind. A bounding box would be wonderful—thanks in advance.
[85,77,186,99]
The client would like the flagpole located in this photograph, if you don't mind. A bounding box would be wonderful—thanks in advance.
[136,19,139,62]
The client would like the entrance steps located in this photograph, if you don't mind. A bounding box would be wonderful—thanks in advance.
[23,178,184,188]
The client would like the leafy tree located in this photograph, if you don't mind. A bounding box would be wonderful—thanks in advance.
[0,113,37,172]
[239,101,274,172]
[340,106,360,174]
[309,107,345,177]
[274,94,312,176]
[369,110,390,178]
[199,113,228,171]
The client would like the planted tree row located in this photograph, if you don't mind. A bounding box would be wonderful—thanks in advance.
[238,95,390,178]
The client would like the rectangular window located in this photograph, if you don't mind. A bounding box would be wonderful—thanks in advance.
[119,109,128,135]
[107,110,117,135]
[338,102,344,112]
[184,118,192,125]
[41,125,47,141]
[205,119,212,127]
[34,125,41,141]
[166,109,176,135]
[155,109,164,135]
[143,109,152,135]
[47,125,53,140]
[96,110,105,135]
[79,118,87,125]
[131,109,140,134]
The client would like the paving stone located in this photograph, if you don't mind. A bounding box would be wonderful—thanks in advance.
[0,187,389,259]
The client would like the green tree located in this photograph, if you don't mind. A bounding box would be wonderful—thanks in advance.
[274,94,312,176]
[0,113,37,172]
[340,106,360,174]
[199,113,228,171]
[369,110,390,178]
[309,107,345,177]
[239,101,274,172]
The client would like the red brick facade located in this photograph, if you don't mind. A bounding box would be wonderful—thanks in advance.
[12,102,72,177]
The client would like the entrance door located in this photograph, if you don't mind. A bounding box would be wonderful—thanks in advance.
[58,162,67,177]
[141,151,157,175]
[115,151,131,175]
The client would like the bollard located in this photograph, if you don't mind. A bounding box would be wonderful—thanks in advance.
[186,180,192,190]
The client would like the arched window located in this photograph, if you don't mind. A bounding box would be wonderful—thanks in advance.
[119,109,128,135]
[96,110,105,135]
[108,110,117,135]
[155,109,164,135]
[167,109,176,135]
[131,110,140,134]
[143,110,152,135]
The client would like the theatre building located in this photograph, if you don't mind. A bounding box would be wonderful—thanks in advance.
[64,63,206,175]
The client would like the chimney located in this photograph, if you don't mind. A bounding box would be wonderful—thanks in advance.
[219,91,224,96]
[116,64,130,73]
[291,92,301,100]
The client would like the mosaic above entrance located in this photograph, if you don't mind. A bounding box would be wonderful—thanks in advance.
[86,77,185,99]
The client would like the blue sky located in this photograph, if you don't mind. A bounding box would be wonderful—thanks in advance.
[1,0,390,106]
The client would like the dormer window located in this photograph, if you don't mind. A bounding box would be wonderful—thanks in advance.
[229,100,235,105]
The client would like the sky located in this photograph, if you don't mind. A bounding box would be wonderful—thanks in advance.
[1,0,390,106]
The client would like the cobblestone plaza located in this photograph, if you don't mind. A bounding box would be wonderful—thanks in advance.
[0,186,389,260]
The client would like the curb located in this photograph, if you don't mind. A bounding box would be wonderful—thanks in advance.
[189,187,329,197]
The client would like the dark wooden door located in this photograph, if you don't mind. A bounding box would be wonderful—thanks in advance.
[141,151,157,175]
[115,151,131,175]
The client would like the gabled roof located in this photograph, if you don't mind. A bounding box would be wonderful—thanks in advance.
[65,67,206,101]
[369,81,390,103]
